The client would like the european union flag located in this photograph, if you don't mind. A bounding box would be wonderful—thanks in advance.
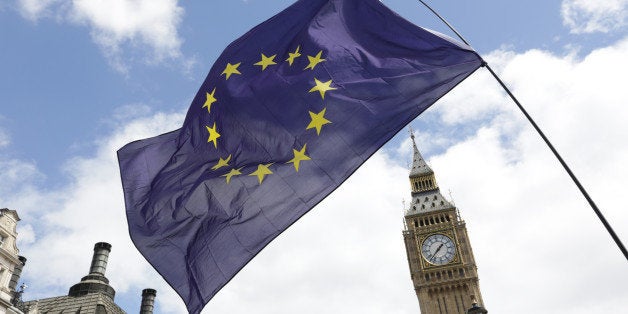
[118,0,482,312]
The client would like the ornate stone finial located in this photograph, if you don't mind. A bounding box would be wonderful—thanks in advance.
[448,189,456,206]
[470,294,477,304]
[466,295,488,314]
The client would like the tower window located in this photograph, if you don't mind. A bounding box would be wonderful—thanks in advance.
[431,202,435,207]
[414,219,418,227]
[459,269,465,277]
[96,304,107,314]
[419,220,424,227]
[421,204,425,209]
[429,180,433,187]
[425,274,430,282]
[414,182,419,190]
[424,197,428,202]
[429,217,434,224]
[433,195,437,200]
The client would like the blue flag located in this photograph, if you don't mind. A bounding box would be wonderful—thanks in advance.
[118,0,482,312]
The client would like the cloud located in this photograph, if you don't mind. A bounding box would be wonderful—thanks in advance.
[423,36,628,313]
[5,37,628,314]
[15,0,184,73]
[16,0,61,21]
[7,108,186,309]
[0,129,10,149]
[561,0,628,33]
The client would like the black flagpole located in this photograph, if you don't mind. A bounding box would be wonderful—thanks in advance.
[415,0,628,261]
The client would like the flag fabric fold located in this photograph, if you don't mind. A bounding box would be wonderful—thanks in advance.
[117,0,482,312]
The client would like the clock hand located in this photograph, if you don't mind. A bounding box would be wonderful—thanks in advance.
[432,243,444,259]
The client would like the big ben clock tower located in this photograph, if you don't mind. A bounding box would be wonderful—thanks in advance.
[402,133,486,314]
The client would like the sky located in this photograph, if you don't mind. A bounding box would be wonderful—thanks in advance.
[0,0,627,313]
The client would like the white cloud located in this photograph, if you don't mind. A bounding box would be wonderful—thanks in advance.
[15,0,184,73]
[16,0,61,21]
[0,130,9,148]
[561,0,628,33]
[425,36,628,313]
[9,108,185,308]
[5,37,628,314]
[0,159,44,203]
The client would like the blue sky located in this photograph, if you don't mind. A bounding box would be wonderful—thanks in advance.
[1,0,627,313]
[0,0,619,178]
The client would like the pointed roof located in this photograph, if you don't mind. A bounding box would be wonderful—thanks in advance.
[409,132,433,177]
[406,189,455,215]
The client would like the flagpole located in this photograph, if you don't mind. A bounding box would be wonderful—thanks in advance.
[415,0,628,261]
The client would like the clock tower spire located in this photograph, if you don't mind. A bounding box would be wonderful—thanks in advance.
[402,133,486,313]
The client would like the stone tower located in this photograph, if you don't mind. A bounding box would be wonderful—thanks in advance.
[402,134,486,314]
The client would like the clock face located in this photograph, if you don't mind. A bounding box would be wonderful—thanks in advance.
[421,234,456,265]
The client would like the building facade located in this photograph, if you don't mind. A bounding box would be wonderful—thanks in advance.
[0,208,157,314]
[402,135,486,314]
[0,208,27,314]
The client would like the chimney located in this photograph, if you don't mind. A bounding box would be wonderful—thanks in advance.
[140,288,157,314]
[89,242,112,276]
[9,256,27,292]
[68,242,116,299]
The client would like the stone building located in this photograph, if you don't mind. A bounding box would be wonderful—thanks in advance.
[18,242,157,314]
[402,135,487,313]
[0,208,27,314]
[0,207,157,314]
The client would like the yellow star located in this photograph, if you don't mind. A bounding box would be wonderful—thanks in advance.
[287,144,311,172]
[202,88,217,114]
[309,78,337,99]
[206,122,221,148]
[285,46,301,66]
[211,154,232,170]
[221,167,243,184]
[304,50,325,70]
[249,163,273,184]
[306,108,331,135]
[221,62,241,80]
[254,53,277,71]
